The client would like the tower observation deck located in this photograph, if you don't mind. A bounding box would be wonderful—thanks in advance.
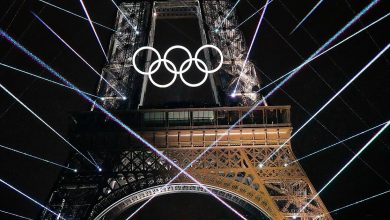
[42,1,332,219]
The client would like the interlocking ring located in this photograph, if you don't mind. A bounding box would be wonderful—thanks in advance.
[132,45,223,88]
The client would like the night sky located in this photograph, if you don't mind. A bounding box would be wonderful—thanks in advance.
[0,0,389,219]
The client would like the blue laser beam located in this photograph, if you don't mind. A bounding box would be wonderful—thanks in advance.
[37,0,115,31]
[32,12,126,99]
[0,30,247,220]
[0,208,32,220]
[327,189,390,214]
[0,143,77,172]
[79,0,109,61]
[127,2,382,215]
[232,0,270,96]
[255,10,390,94]
[109,0,137,31]
[0,82,100,171]
[0,62,100,99]
[263,42,390,165]
[299,120,390,213]
[0,177,63,219]
[215,0,241,31]
[289,121,389,164]
[253,0,380,101]
[289,0,324,35]
[235,0,274,30]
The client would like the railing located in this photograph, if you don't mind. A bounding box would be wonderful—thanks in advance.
[130,106,290,129]
[74,106,291,131]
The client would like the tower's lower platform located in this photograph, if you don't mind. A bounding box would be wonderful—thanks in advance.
[42,106,331,220]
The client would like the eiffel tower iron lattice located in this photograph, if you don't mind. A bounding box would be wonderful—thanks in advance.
[41,1,331,219]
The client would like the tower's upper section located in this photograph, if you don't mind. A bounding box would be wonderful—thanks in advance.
[94,0,263,111]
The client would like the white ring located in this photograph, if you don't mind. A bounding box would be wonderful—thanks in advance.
[148,59,177,88]
[163,45,192,74]
[179,58,209,87]
[132,46,161,75]
[194,44,223,74]
[132,45,223,88]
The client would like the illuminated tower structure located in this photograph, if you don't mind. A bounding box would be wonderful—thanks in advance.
[42,1,332,219]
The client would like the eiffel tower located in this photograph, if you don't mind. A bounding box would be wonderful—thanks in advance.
[42,1,332,219]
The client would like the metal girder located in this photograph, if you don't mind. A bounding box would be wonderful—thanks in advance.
[201,0,263,105]
[95,2,151,110]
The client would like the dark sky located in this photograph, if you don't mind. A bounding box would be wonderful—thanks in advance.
[0,0,389,219]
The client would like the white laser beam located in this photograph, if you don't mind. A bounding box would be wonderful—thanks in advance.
[289,0,324,35]
[300,120,390,212]
[232,0,270,96]
[235,0,274,30]
[109,0,137,31]
[0,62,100,99]
[32,12,126,99]
[263,42,390,165]
[0,83,100,171]
[79,0,109,61]
[289,121,389,164]
[37,0,115,31]
[0,208,32,220]
[0,177,63,219]
[255,11,390,94]
[328,189,390,214]
[215,0,241,31]
[0,143,77,172]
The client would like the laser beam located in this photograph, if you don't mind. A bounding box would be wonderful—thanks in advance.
[0,62,100,99]
[289,121,389,164]
[0,177,63,219]
[215,0,241,31]
[32,13,126,99]
[289,0,324,35]
[87,151,100,169]
[0,209,32,220]
[0,143,77,172]
[109,0,137,32]
[235,0,274,30]
[327,189,390,214]
[37,0,115,31]
[299,120,390,213]
[263,42,390,165]
[0,82,100,171]
[0,29,247,220]
[79,0,109,61]
[255,10,390,94]
[232,0,270,96]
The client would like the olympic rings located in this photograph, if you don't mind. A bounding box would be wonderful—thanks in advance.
[132,45,223,88]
